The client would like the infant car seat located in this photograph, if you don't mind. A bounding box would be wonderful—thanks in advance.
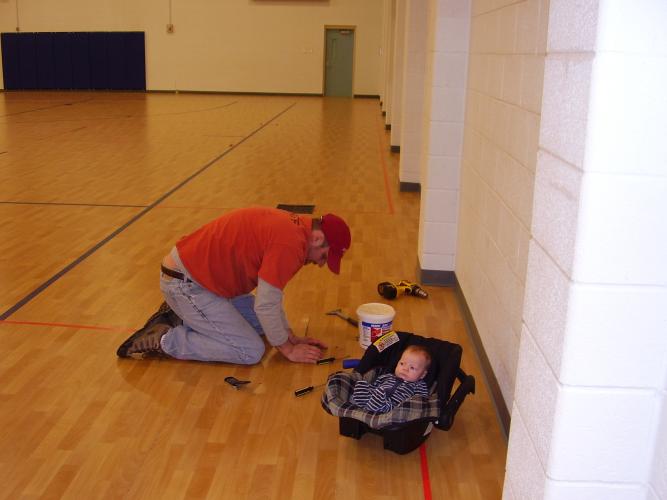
[321,331,475,454]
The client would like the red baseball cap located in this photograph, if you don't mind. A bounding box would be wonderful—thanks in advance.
[321,213,351,274]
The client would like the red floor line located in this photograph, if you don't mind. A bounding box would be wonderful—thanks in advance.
[0,319,135,333]
[376,112,395,215]
[420,443,433,500]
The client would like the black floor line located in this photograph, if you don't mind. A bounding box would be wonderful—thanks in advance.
[0,97,95,118]
[0,201,149,208]
[0,101,297,321]
[7,101,239,125]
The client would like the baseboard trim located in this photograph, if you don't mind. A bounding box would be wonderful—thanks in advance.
[453,279,511,439]
[390,145,400,153]
[418,267,456,286]
[353,94,380,99]
[416,264,511,439]
[400,182,420,192]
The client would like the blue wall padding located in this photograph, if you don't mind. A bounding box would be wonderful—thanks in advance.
[89,32,108,89]
[53,34,73,89]
[1,31,146,90]
[123,32,146,90]
[107,33,126,90]
[1,33,21,90]
[35,33,55,89]
[70,32,91,89]
[18,33,37,89]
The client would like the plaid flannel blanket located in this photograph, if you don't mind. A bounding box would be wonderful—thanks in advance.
[321,368,441,430]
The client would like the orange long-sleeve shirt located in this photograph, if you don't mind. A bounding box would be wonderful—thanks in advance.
[176,207,312,298]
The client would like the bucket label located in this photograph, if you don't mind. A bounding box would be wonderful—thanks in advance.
[359,319,393,349]
[373,331,400,352]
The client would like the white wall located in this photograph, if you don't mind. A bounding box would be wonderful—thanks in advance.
[382,0,396,124]
[389,0,406,147]
[456,0,548,405]
[0,0,385,95]
[379,0,393,110]
[397,0,428,185]
[504,1,667,498]
[410,0,666,496]
[416,0,470,273]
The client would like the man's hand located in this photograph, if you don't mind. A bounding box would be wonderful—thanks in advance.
[276,331,328,363]
[288,330,328,350]
[276,340,324,364]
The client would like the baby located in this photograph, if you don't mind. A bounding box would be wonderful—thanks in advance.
[351,344,432,413]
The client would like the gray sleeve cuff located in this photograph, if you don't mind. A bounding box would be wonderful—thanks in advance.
[281,307,291,331]
[255,278,289,346]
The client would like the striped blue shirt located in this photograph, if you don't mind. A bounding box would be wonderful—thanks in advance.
[350,373,429,413]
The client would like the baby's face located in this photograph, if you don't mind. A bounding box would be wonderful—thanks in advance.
[394,350,428,382]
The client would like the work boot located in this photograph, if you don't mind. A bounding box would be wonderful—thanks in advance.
[117,323,171,359]
[116,302,181,358]
[142,301,182,329]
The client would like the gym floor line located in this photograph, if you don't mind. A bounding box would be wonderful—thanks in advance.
[3,100,241,124]
[0,319,136,334]
[0,201,399,215]
[0,96,96,117]
[0,101,297,321]
[0,201,149,208]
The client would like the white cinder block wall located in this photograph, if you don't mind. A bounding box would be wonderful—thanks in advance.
[389,0,407,148]
[386,0,667,497]
[379,0,387,112]
[504,1,667,498]
[398,0,428,185]
[456,0,548,406]
[416,0,471,273]
[382,0,396,123]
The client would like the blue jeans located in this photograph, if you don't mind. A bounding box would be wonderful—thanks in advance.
[159,270,266,364]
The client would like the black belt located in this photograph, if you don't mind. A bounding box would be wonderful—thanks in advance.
[161,265,185,280]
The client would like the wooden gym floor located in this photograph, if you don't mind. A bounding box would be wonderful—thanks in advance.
[0,92,507,499]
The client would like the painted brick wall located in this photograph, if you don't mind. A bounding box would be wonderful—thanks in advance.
[417,0,471,272]
[456,0,548,406]
[398,0,428,185]
[389,0,407,148]
[504,1,667,498]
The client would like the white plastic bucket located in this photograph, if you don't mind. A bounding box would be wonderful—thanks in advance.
[356,303,396,349]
